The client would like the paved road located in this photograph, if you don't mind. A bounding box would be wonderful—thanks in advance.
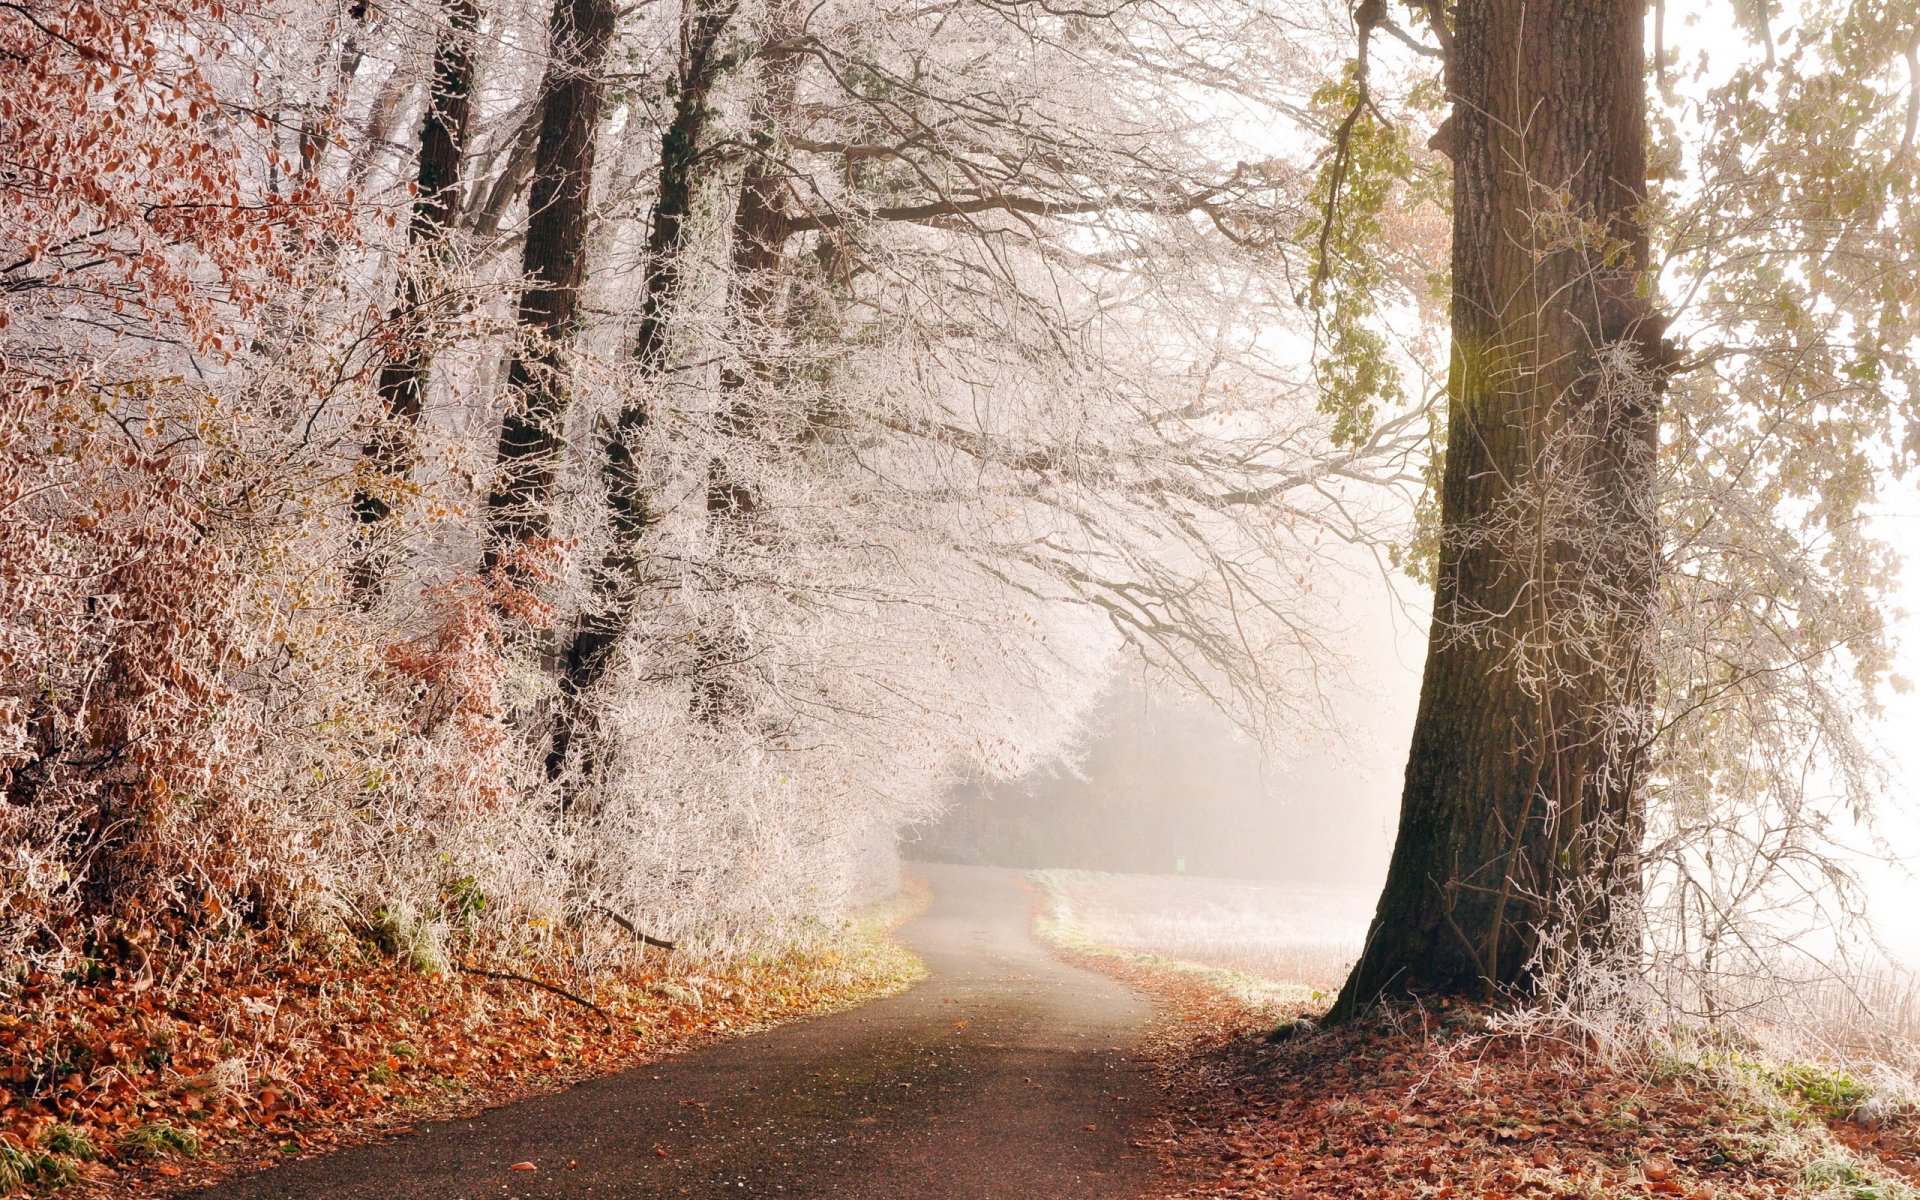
[187,864,1157,1199]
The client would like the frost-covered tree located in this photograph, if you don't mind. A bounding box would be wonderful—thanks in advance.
[3,0,1413,978]
[1323,0,1920,1020]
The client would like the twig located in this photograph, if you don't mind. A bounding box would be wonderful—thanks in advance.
[457,964,616,1031]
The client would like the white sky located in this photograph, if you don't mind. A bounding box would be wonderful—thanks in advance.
[1857,494,1920,965]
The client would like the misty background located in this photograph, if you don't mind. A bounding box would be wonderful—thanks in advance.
[906,557,1424,891]
[908,502,1920,972]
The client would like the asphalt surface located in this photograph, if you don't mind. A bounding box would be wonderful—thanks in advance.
[186,863,1157,1199]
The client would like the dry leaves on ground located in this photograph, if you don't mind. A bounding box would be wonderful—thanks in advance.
[1073,954,1920,1199]
[0,886,926,1198]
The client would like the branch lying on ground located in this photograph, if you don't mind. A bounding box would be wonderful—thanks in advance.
[455,964,616,1031]
[590,905,678,951]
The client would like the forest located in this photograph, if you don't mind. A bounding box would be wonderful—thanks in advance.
[3,0,1920,1195]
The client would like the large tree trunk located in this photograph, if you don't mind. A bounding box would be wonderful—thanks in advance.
[1329,0,1667,1019]
[481,0,616,581]
[545,0,736,779]
[349,0,478,600]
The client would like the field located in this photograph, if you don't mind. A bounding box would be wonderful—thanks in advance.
[1030,869,1371,993]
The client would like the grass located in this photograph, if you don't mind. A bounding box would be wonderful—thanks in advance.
[0,1125,107,1194]
[118,1122,201,1160]
[1029,867,1368,1008]
[36,1129,93,1163]
[1030,869,1330,1017]
[718,876,930,1017]
[0,1138,76,1192]
[1799,1156,1909,1200]
[1029,868,1367,992]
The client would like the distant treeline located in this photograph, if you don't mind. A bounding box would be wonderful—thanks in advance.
[907,687,1391,885]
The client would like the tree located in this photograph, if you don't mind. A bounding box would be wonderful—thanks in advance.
[349,0,480,599]
[481,0,617,594]
[1331,0,1668,1016]
[546,0,740,778]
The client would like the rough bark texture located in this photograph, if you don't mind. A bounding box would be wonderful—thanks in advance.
[348,0,477,599]
[547,0,736,776]
[1330,0,1665,1019]
[481,0,616,579]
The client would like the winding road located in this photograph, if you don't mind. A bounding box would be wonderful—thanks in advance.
[187,864,1159,1199]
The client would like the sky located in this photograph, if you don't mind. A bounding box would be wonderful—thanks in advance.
[1854,495,1920,965]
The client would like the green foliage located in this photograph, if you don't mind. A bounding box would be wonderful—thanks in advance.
[1389,434,1446,585]
[1298,69,1423,448]
[0,1136,77,1192]
[441,875,488,922]
[119,1122,201,1160]
[1773,1063,1873,1119]
[1295,62,1450,575]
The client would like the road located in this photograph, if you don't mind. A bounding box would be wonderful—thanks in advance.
[186,864,1158,1199]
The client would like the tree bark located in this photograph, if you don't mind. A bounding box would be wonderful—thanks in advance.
[349,0,478,600]
[481,0,616,583]
[689,14,800,725]
[546,0,736,777]
[1330,0,1667,1019]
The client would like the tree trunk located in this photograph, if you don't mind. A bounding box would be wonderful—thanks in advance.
[1329,0,1667,1019]
[546,0,735,777]
[349,0,478,600]
[481,0,616,582]
[690,16,800,725]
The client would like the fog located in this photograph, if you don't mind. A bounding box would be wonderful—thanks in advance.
[914,492,1920,977]
[909,562,1425,893]
[908,681,1392,885]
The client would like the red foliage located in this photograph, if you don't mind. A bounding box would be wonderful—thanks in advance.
[0,0,340,352]
[384,542,563,811]
[0,381,269,949]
